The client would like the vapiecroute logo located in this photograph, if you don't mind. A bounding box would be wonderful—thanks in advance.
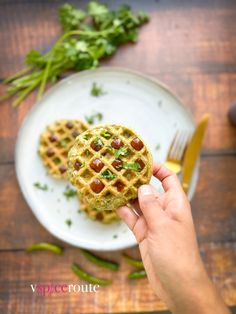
[30,283,100,296]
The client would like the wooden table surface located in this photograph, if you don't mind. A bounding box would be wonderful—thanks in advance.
[0,0,236,313]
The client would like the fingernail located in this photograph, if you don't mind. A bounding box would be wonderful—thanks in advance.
[139,185,152,196]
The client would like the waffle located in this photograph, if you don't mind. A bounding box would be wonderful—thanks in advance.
[79,197,120,224]
[68,124,153,212]
[39,119,89,179]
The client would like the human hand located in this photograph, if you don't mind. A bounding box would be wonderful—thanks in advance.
[117,163,229,314]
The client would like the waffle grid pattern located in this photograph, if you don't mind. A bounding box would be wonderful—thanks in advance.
[68,124,153,211]
[39,119,88,179]
[79,197,120,224]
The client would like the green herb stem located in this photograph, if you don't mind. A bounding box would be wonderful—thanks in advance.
[37,56,53,100]
[1,2,149,107]
[13,78,41,107]
[3,67,31,84]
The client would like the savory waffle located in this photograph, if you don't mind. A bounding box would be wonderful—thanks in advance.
[79,197,120,224]
[68,124,153,211]
[39,119,89,179]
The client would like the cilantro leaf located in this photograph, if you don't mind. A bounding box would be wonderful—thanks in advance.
[63,186,77,199]
[1,2,149,107]
[100,129,111,139]
[59,138,70,147]
[33,182,48,191]
[88,2,109,16]
[115,147,129,158]
[85,111,103,125]
[93,137,104,148]
[123,162,141,171]
[65,219,72,227]
[100,169,116,180]
[90,82,106,97]
[59,3,86,31]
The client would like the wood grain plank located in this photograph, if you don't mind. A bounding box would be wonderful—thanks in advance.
[192,156,236,243]
[1,1,236,77]
[0,243,235,313]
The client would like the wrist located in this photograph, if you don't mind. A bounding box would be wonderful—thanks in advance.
[167,266,230,314]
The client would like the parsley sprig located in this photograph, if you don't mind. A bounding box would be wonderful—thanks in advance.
[0,2,149,107]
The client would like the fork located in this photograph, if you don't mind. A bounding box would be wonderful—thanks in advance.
[164,130,192,174]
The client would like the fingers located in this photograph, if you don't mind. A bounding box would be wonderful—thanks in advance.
[116,205,148,243]
[116,206,138,231]
[138,185,165,225]
[153,162,183,192]
[129,199,142,216]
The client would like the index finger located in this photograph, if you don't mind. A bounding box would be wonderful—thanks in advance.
[153,162,183,192]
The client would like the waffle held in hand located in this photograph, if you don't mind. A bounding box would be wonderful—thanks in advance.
[68,124,153,212]
[39,119,89,179]
[79,197,120,224]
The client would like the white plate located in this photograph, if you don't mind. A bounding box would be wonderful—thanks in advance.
[15,67,198,251]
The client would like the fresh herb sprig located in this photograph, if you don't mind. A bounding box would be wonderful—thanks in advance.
[0,2,149,107]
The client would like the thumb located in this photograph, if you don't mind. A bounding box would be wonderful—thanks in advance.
[138,185,165,227]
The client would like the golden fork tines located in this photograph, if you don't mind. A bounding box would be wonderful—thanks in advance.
[68,124,153,212]
[164,130,192,174]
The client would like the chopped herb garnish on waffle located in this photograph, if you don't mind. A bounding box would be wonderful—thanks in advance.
[100,129,112,139]
[94,137,103,147]
[100,169,117,180]
[115,147,129,158]
[123,162,141,171]
[59,138,70,147]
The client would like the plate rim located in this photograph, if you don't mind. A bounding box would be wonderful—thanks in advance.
[15,66,197,251]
